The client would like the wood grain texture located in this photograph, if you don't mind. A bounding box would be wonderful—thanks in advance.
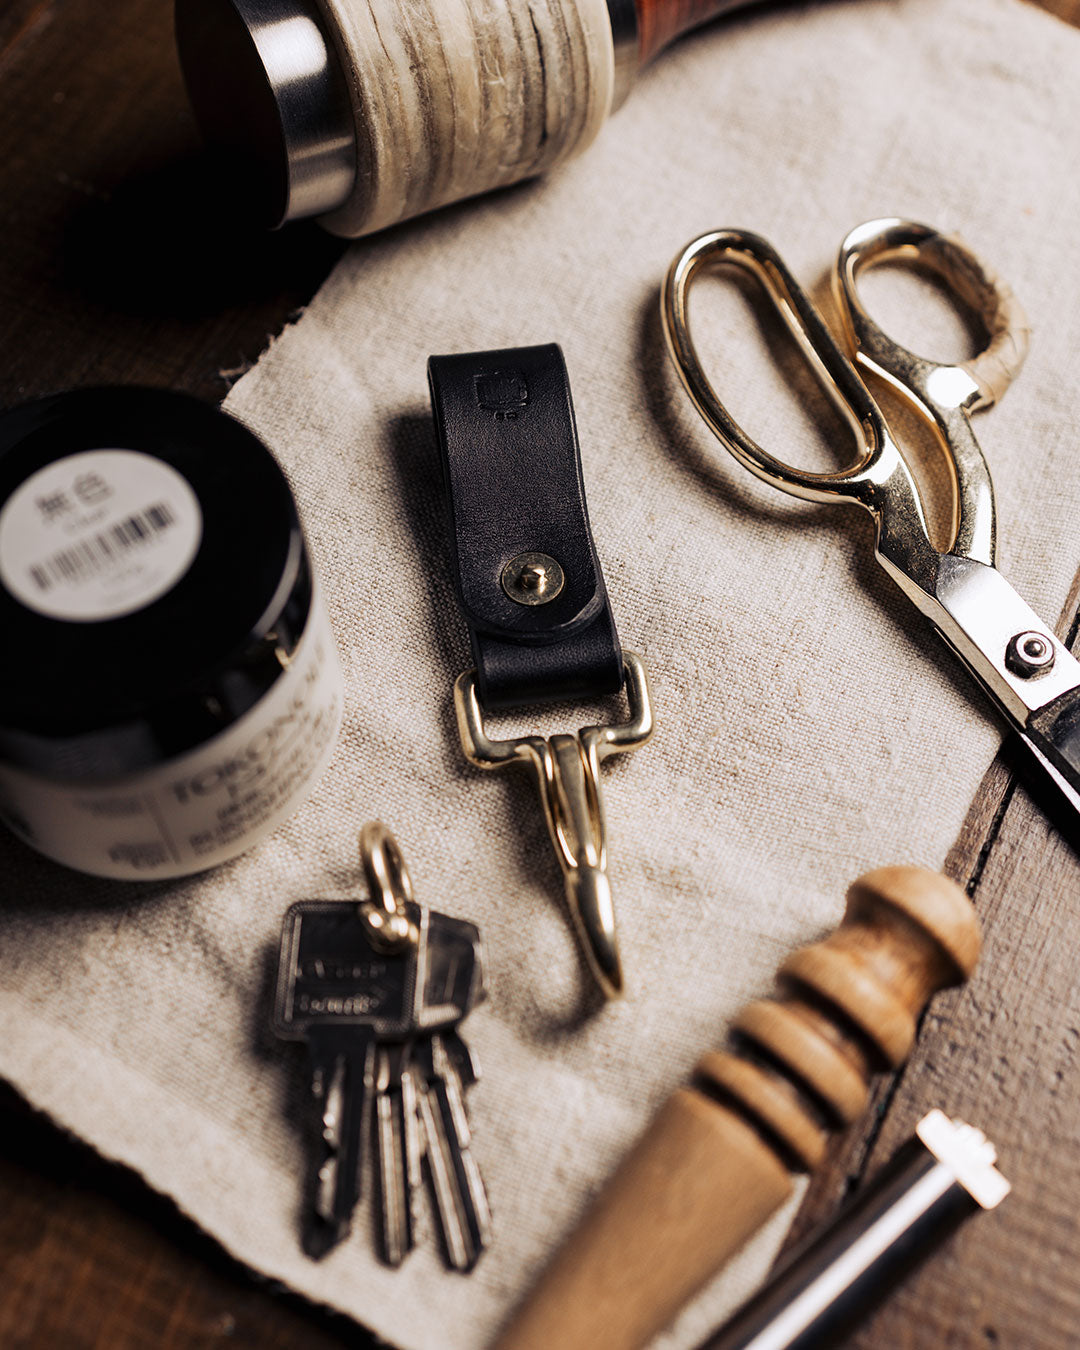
[0,1084,366,1350]
[0,1,1077,1348]
[848,784,1080,1348]
[497,869,979,1349]
[497,1088,795,1350]
[780,461,1080,1346]
[638,0,1080,63]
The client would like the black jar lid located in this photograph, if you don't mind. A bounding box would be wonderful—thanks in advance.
[0,388,313,779]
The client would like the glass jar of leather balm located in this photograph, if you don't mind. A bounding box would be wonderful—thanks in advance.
[0,389,343,879]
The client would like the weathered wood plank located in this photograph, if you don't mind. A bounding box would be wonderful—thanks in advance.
[1039,0,1080,21]
[0,1084,364,1350]
[842,775,1080,1349]
[781,454,1080,1341]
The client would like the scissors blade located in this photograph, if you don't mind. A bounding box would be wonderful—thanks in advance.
[916,555,1080,832]
[1023,688,1080,816]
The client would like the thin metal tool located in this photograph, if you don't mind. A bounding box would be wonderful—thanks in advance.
[704,1110,1010,1350]
[662,218,1080,827]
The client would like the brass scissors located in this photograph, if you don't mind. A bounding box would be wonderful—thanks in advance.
[661,218,1080,823]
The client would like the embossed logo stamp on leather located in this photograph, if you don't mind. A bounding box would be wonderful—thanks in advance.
[474,370,528,420]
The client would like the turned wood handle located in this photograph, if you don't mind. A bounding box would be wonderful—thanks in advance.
[495,866,980,1350]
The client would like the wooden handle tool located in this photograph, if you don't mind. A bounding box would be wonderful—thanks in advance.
[495,865,981,1350]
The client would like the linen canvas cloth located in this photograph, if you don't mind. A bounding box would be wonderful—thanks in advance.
[3,0,1080,1345]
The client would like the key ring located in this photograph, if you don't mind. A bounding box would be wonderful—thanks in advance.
[359,821,419,952]
[272,821,490,1268]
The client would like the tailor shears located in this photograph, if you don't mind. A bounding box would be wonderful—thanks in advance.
[661,218,1080,824]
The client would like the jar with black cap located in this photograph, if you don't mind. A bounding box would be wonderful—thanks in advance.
[0,389,343,879]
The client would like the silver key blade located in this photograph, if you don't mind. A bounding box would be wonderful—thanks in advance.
[305,1034,373,1257]
[433,1034,492,1249]
[314,1051,347,1222]
[412,908,490,1271]
[401,1068,423,1229]
[418,1081,474,1270]
[374,1042,416,1267]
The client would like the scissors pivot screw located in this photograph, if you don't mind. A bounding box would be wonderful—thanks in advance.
[1006,631,1056,678]
[501,552,565,606]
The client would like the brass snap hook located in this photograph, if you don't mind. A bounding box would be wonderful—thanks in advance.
[358,821,419,952]
[454,651,654,999]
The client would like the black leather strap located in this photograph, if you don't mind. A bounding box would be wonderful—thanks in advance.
[427,343,624,711]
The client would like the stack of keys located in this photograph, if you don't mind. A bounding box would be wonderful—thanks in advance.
[272,823,491,1270]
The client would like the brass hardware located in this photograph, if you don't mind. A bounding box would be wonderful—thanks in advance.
[660,220,1080,729]
[501,552,566,606]
[358,821,419,952]
[454,651,654,999]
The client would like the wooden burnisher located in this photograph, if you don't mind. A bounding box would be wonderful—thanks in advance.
[495,866,980,1350]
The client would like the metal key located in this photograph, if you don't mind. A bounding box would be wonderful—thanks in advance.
[413,909,491,1270]
[273,896,423,1257]
[420,908,485,1033]
[440,1030,492,1250]
[415,1030,491,1269]
[371,903,488,1268]
[306,1030,372,1252]
[373,1037,419,1266]
[273,823,491,1271]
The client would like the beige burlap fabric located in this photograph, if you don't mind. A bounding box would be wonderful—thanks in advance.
[3,1,1080,1346]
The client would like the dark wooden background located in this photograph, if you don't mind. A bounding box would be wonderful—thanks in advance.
[1,1,1078,1346]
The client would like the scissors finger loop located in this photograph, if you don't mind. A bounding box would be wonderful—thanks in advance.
[837,218,1030,412]
[661,229,891,506]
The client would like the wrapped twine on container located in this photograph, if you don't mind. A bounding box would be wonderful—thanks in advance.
[315,0,615,237]
[176,0,758,236]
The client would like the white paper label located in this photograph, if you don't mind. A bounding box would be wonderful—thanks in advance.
[0,449,203,622]
[0,594,343,880]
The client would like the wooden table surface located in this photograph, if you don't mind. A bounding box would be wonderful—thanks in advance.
[1,2,1078,1347]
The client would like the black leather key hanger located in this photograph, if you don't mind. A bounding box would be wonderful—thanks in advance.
[427,343,654,1000]
[428,343,623,710]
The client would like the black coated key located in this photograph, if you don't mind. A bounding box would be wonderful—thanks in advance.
[306,1030,371,1251]
[420,909,485,1032]
[273,898,422,1257]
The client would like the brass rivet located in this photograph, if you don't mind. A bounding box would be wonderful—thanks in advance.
[501,551,565,606]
